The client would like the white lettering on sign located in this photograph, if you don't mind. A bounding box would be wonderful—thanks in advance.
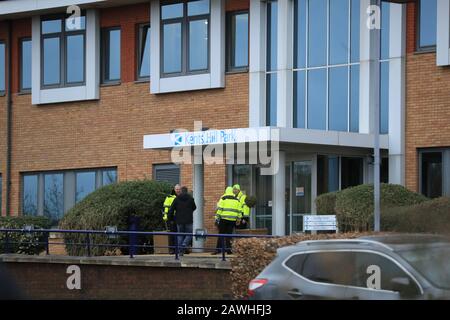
[366,265,381,290]
[66,265,81,290]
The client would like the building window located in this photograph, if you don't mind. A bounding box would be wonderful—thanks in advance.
[0,41,5,95]
[22,168,117,223]
[293,0,360,132]
[137,24,150,80]
[101,27,121,83]
[266,0,278,126]
[41,14,86,88]
[226,11,249,72]
[420,150,448,198]
[0,174,2,213]
[153,164,180,185]
[418,0,437,50]
[20,38,32,92]
[160,0,210,77]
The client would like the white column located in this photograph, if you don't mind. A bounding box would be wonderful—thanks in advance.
[150,0,160,93]
[272,150,286,236]
[437,0,450,66]
[359,0,373,134]
[388,3,406,185]
[192,152,204,252]
[249,0,267,127]
[276,0,293,128]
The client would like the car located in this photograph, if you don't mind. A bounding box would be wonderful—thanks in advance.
[248,234,450,300]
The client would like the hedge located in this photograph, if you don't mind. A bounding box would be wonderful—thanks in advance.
[334,184,428,232]
[315,191,339,214]
[382,197,450,234]
[230,232,375,299]
[59,179,172,256]
[0,216,52,255]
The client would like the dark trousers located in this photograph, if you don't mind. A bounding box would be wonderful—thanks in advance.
[168,222,178,253]
[177,223,193,253]
[216,219,236,253]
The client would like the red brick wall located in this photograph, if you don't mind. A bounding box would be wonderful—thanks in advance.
[405,2,450,193]
[5,262,232,299]
[0,3,249,238]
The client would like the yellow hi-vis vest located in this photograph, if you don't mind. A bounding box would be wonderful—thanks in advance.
[216,192,242,222]
[162,195,176,221]
[237,191,250,218]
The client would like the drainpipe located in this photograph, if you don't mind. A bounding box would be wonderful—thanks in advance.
[5,20,12,216]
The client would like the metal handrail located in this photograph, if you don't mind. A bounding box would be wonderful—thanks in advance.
[0,228,275,261]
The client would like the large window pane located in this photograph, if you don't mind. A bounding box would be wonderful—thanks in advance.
[0,43,4,93]
[104,29,121,81]
[138,26,150,79]
[21,39,32,90]
[350,0,360,63]
[266,73,277,126]
[294,0,306,69]
[44,174,64,222]
[341,157,363,189]
[189,19,208,71]
[307,69,327,130]
[188,0,210,16]
[232,165,251,197]
[329,67,348,132]
[419,0,437,48]
[317,155,340,195]
[23,175,38,216]
[43,37,60,85]
[230,13,248,69]
[329,0,349,65]
[350,65,360,132]
[380,61,389,134]
[66,34,85,83]
[163,23,182,74]
[267,1,278,71]
[421,152,442,198]
[102,170,117,186]
[308,0,327,67]
[293,71,305,128]
[76,172,96,203]
[42,19,61,34]
[162,3,184,20]
[381,2,390,60]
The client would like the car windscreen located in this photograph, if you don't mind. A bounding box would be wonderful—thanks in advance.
[396,243,450,290]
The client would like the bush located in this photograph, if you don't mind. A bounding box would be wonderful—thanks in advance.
[59,179,172,256]
[334,184,428,232]
[315,191,339,214]
[382,197,450,234]
[0,216,52,255]
[231,232,376,299]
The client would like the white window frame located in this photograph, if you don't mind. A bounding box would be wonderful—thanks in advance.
[32,9,100,105]
[150,0,225,94]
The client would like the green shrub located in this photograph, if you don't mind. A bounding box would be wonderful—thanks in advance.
[0,216,52,255]
[59,179,172,256]
[382,197,450,234]
[335,184,428,232]
[315,191,339,214]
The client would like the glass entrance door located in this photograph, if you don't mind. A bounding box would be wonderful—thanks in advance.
[288,161,312,234]
[254,167,272,231]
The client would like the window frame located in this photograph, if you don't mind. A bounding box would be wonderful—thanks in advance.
[226,10,249,73]
[136,23,151,82]
[416,0,437,52]
[419,148,450,198]
[0,40,5,96]
[40,13,87,90]
[19,37,32,93]
[153,163,180,185]
[160,0,211,78]
[101,26,121,85]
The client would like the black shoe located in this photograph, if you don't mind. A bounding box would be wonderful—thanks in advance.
[184,248,191,255]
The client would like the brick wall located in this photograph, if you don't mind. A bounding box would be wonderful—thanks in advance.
[0,3,250,239]
[405,2,450,193]
[4,261,232,300]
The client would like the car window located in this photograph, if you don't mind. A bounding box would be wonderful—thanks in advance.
[353,252,421,295]
[286,252,356,286]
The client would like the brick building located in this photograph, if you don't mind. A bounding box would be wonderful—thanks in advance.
[0,0,448,239]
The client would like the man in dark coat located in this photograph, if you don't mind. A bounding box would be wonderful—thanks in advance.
[168,186,197,255]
